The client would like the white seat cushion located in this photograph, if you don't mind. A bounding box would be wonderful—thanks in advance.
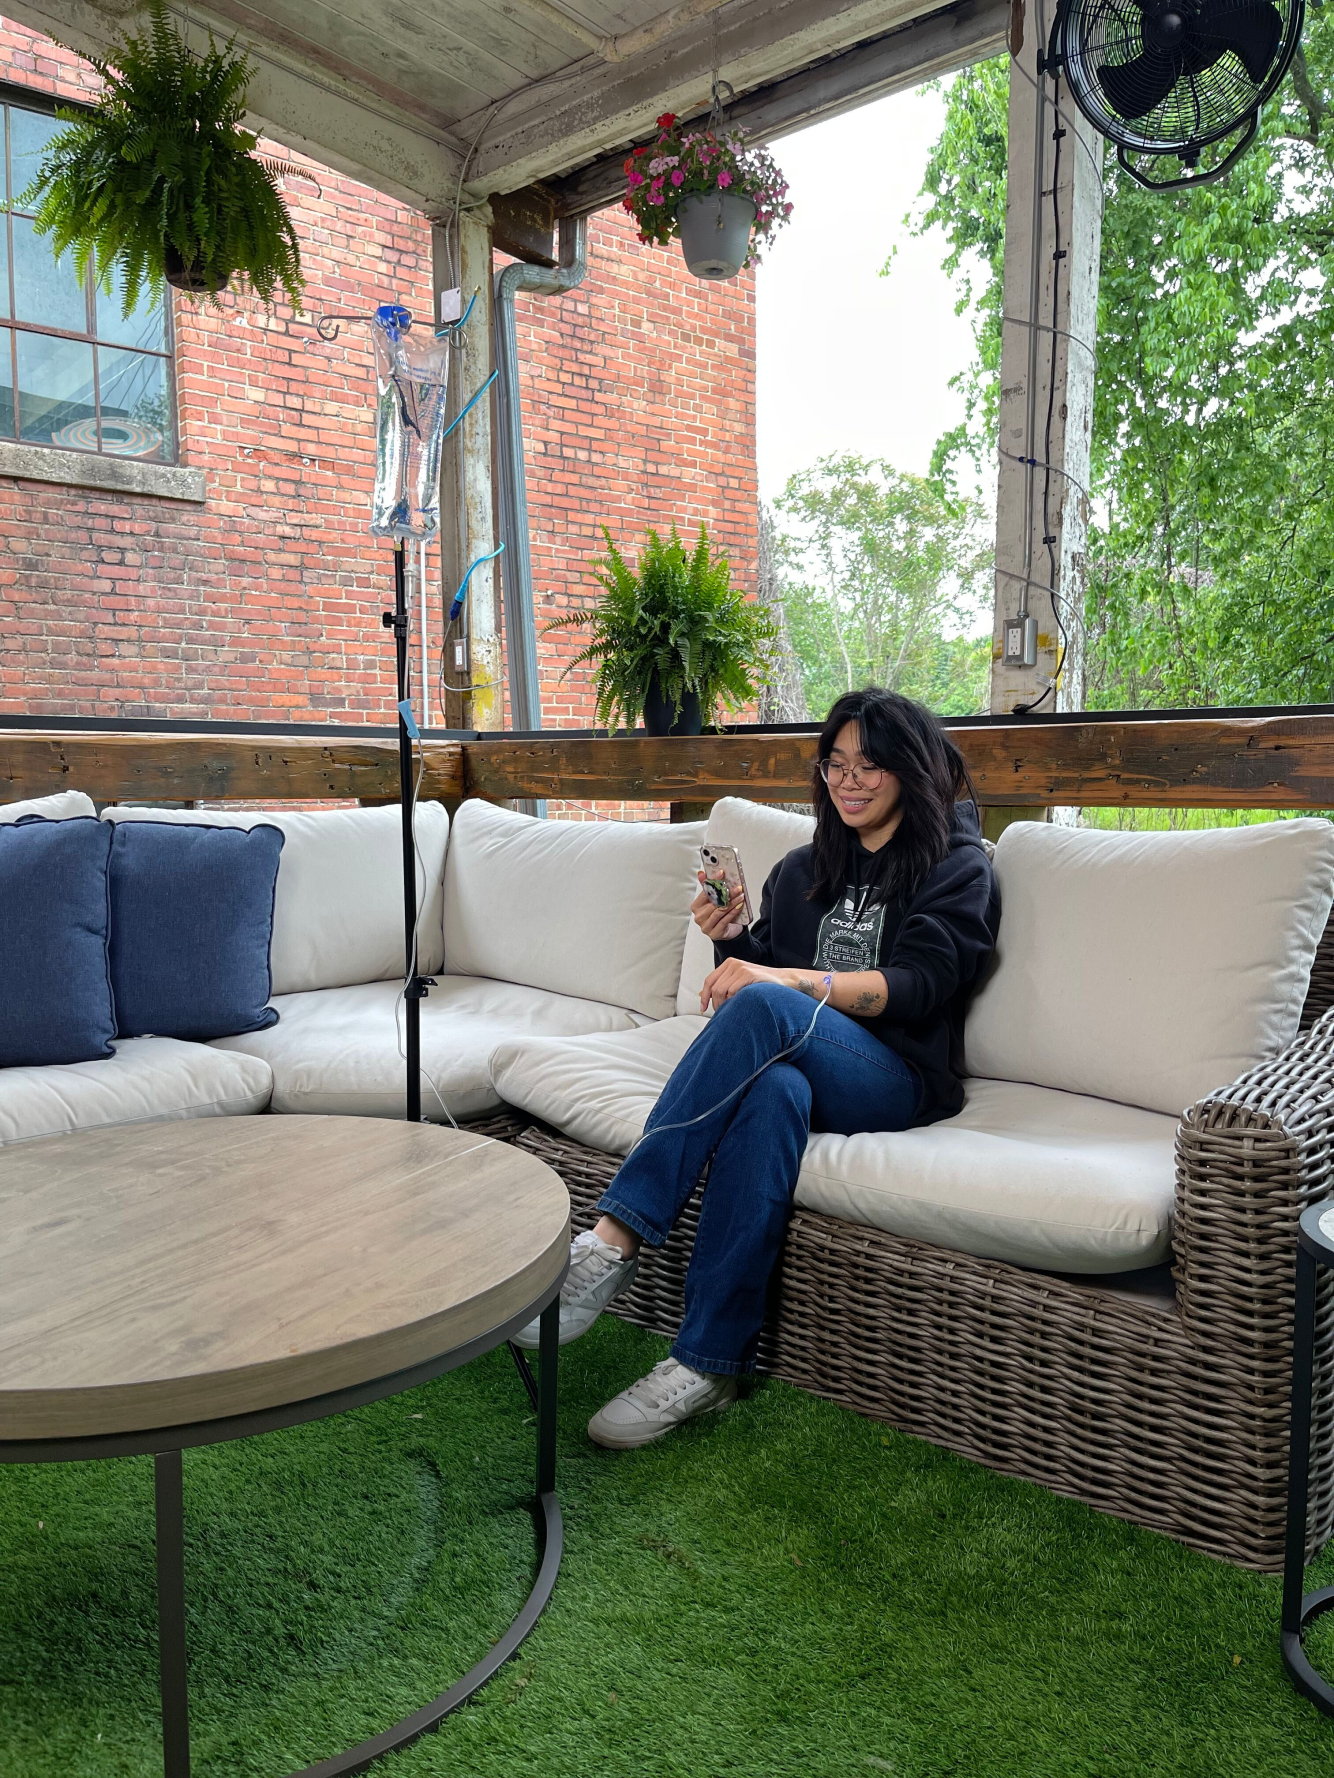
[104,802,449,993]
[488,1021,1177,1272]
[796,1080,1177,1272]
[213,977,643,1121]
[677,799,814,1015]
[0,1037,272,1146]
[966,818,1334,1117]
[444,799,705,1020]
[0,790,97,823]
[490,1016,708,1154]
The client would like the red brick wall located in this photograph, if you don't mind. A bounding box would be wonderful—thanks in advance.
[513,212,757,728]
[0,21,758,735]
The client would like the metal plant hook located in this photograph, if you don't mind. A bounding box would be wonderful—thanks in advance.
[709,75,735,131]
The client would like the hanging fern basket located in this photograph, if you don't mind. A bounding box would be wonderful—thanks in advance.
[20,0,304,316]
[163,246,232,295]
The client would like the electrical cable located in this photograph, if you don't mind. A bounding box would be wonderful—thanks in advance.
[620,978,833,1161]
[1013,59,1073,717]
[999,445,1092,502]
[392,723,460,1130]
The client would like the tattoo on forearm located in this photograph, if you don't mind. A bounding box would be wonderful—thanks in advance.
[795,976,818,1000]
[853,987,886,1014]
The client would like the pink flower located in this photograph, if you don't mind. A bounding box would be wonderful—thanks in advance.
[671,168,684,185]
[627,170,645,188]
[717,170,732,187]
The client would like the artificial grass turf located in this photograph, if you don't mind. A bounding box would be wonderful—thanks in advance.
[3,1312,1334,1778]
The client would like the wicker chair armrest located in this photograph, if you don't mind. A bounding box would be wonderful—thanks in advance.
[1175,1007,1334,1344]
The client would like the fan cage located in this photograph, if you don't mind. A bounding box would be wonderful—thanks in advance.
[1056,0,1304,154]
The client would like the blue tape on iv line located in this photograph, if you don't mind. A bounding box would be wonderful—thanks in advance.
[449,542,505,621]
[397,699,420,739]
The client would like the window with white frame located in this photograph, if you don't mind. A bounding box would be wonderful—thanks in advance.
[0,89,177,464]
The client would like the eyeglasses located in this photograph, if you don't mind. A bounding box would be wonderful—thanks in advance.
[819,759,888,790]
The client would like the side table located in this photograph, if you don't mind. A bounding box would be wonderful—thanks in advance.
[0,1115,571,1778]
[1282,1200,1334,1714]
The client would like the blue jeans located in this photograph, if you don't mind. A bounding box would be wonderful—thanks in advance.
[596,981,921,1377]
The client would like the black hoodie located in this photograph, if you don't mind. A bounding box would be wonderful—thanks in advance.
[714,802,1000,1126]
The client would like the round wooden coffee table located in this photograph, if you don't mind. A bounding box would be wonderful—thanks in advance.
[0,1114,570,1778]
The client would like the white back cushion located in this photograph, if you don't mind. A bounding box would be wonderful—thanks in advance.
[103,802,448,993]
[965,818,1334,1116]
[676,798,815,1014]
[443,799,704,1019]
[0,790,96,822]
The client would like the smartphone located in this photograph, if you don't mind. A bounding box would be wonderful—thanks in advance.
[700,843,752,940]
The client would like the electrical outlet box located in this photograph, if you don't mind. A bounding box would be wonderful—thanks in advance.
[452,637,469,673]
[1003,615,1039,669]
[438,286,463,325]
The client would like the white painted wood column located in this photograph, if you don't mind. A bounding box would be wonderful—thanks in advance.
[990,1,1102,717]
[437,204,503,732]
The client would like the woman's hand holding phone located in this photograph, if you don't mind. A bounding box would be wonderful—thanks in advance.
[691,872,746,941]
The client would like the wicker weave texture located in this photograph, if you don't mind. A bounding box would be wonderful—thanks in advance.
[1301,911,1334,1028]
[512,1008,1334,1572]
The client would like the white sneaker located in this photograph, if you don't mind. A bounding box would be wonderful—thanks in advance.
[587,1357,738,1450]
[511,1228,639,1350]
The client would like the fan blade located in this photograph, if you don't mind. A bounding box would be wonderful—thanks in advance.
[1097,49,1184,118]
[1192,0,1283,81]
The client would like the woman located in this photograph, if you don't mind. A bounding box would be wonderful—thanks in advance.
[536,688,999,1449]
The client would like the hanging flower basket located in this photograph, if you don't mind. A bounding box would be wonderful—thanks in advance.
[622,112,792,281]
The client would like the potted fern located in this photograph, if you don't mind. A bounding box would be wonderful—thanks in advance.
[548,524,778,735]
[19,0,303,312]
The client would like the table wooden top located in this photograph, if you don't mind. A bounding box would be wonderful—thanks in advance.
[0,1116,570,1442]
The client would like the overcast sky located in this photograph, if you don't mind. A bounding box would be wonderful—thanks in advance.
[754,82,983,508]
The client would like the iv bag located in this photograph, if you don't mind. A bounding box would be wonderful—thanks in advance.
[370,305,452,540]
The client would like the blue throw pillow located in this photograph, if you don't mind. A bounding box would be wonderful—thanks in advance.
[0,816,116,1067]
[108,820,284,1041]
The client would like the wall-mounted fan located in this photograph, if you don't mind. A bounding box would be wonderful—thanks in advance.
[1044,0,1305,188]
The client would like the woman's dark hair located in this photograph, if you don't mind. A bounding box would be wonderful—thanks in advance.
[809,687,976,908]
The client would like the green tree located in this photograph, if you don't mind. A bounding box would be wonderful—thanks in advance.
[913,25,1334,708]
[774,453,992,717]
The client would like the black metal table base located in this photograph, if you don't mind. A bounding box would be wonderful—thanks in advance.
[1282,1233,1334,1715]
[5,1291,562,1778]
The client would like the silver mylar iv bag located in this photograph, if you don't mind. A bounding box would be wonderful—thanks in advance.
[370,303,452,541]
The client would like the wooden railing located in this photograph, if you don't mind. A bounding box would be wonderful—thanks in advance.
[4,711,1334,812]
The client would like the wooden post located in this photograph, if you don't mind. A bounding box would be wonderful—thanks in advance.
[432,221,465,732]
[437,205,502,732]
[991,0,1102,718]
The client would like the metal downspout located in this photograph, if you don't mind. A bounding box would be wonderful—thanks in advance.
[494,217,588,739]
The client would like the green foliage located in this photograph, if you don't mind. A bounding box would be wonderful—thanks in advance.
[19,0,304,315]
[915,25,1334,708]
[546,524,778,731]
[774,453,993,716]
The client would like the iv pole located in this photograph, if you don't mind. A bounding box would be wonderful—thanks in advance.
[385,539,424,1122]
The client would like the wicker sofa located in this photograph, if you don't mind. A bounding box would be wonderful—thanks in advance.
[5,786,1334,1573]
[480,798,1334,1574]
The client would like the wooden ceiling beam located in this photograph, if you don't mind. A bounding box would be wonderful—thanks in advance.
[462,0,948,197]
[547,0,1010,218]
